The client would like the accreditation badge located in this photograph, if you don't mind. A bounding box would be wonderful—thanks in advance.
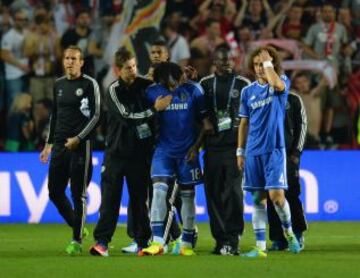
[216,111,232,132]
[135,123,152,139]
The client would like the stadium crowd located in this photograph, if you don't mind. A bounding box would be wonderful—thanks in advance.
[0,0,360,152]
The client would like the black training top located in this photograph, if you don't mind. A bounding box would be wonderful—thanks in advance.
[284,92,307,157]
[104,76,155,157]
[47,74,101,144]
[200,73,250,152]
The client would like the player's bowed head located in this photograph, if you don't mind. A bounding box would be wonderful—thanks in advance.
[153,62,186,91]
[248,46,285,92]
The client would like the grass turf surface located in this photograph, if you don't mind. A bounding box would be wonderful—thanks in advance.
[0,222,359,277]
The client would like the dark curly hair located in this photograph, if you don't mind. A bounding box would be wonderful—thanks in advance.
[153,62,183,90]
[248,46,282,75]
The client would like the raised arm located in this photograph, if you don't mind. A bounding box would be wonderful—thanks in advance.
[107,82,172,121]
[234,0,248,27]
[260,50,285,91]
[224,0,237,21]
[199,0,212,14]
[266,0,295,31]
[262,0,274,19]
[310,76,328,97]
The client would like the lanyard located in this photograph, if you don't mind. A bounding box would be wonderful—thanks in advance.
[213,76,236,113]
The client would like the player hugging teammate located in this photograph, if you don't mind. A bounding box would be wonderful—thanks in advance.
[42,43,305,257]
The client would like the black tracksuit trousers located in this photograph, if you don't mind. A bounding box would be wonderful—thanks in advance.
[48,141,92,242]
[204,150,244,248]
[93,153,151,248]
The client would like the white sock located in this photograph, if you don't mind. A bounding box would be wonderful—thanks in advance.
[180,190,196,231]
[150,182,168,245]
[273,199,293,235]
[180,190,196,246]
[253,203,267,251]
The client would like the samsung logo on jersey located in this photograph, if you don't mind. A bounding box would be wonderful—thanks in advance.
[250,96,273,110]
[166,103,189,111]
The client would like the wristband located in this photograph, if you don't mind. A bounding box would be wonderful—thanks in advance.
[263,60,274,68]
[236,147,245,157]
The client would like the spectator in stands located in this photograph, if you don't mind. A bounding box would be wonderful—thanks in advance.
[293,72,328,149]
[61,9,101,76]
[345,37,360,72]
[276,4,306,40]
[261,0,297,39]
[233,25,254,75]
[234,0,274,39]
[337,7,354,76]
[1,9,30,110]
[338,7,353,37]
[9,0,35,19]
[342,0,360,37]
[162,14,191,67]
[0,4,11,35]
[5,93,34,152]
[164,0,198,24]
[52,0,75,36]
[91,11,113,82]
[191,18,225,59]
[24,10,61,104]
[302,3,348,69]
[190,0,236,36]
[303,3,352,147]
[190,18,226,77]
[33,98,52,150]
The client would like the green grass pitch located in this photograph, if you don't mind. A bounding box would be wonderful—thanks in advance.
[0,222,359,277]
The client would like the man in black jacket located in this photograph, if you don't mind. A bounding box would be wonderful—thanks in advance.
[89,47,172,257]
[122,40,183,253]
[267,90,308,250]
[199,46,250,255]
[39,46,101,256]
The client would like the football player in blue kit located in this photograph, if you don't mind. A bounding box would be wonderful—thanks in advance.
[237,47,302,257]
[141,62,213,256]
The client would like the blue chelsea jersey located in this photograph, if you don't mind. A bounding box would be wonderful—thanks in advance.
[146,82,207,158]
[239,74,290,156]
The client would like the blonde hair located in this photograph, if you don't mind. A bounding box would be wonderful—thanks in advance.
[9,93,32,114]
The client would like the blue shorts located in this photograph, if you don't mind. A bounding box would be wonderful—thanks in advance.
[151,149,202,186]
[242,148,288,192]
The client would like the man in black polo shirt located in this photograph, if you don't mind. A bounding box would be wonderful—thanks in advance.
[200,46,250,255]
[39,45,101,256]
[89,47,171,257]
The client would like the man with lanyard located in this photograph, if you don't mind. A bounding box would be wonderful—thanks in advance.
[89,47,172,257]
[199,46,250,255]
[39,46,101,255]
